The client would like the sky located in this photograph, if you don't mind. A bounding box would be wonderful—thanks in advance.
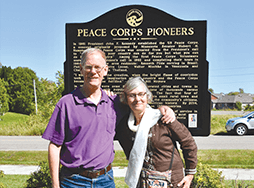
[0,0,254,94]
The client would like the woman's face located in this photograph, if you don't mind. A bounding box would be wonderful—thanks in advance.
[126,84,148,115]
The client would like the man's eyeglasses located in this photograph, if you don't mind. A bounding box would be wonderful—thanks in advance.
[83,65,106,73]
[127,92,147,99]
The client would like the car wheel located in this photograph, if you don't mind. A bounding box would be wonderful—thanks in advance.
[235,124,248,136]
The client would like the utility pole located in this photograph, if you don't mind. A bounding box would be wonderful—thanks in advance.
[33,79,37,114]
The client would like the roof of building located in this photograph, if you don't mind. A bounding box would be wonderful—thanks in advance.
[213,93,253,104]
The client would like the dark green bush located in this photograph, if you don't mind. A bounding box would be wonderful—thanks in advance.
[25,161,51,188]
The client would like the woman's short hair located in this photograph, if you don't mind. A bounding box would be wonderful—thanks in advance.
[120,77,153,104]
[80,48,106,67]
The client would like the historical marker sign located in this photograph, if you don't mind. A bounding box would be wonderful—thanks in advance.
[65,5,210,136]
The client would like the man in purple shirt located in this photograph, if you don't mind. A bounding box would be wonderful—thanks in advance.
[42,48,175,188]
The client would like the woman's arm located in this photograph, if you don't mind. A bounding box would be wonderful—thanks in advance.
[167,120,198,188]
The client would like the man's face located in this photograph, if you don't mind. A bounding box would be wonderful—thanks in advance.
[80,51,108,88]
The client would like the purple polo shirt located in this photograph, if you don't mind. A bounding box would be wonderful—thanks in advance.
[42,87,126,170]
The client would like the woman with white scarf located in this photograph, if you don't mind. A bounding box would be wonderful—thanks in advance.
[115,77,197,188]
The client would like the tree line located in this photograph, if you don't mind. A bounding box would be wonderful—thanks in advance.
[0,66,64,116]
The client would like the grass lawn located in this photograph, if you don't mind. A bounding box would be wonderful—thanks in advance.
[0,175,30,188]
[0,112,29,123]
[210,114,239,134]
[0,112,46,136]
[1,150,254,169]
[0,112,29,135]
[0,112,241,136]
[0,151,48,165]
[198,149,254,169]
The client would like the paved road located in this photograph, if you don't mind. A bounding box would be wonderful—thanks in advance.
[1,134,254,151]
[211,111,251,116]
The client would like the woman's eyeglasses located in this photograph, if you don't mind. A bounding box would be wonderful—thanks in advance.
[127,92,147,99]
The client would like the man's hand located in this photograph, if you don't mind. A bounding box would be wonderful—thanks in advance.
[104,89,116,97]
[177,174,194,188]
[158,106,176,124]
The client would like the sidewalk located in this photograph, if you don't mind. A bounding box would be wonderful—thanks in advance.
[1,165,254,180]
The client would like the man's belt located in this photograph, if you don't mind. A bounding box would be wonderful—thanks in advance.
[67,164,112,179]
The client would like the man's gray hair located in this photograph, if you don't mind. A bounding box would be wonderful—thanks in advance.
[120,77,153,104]
[80,48,106,67]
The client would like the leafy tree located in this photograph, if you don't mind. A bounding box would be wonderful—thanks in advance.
[37,71,64,107]
[0,65,64,115]
[0,66,14,113]
[228,91,239,96]
[12,67,39,114]
[209,88,214,93]
[0,66,13,84]
[0,66,38,115]
[0,78,9,114]
[239,88,244,94]
[56,71,64,95]
[35,71,64,119]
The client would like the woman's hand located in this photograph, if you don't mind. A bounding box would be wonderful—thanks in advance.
[158,106,176,124]
[177,174,194,188]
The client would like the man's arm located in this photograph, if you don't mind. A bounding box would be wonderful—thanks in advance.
[158,106,176,124]
[48,142,62,188]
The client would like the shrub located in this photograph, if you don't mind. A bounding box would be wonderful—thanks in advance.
[0,170,6,188]
[0,170,4,178]
[192,161,224,188]
[25,161,51,188]
[244,104,254,111]
[236,101,242,111]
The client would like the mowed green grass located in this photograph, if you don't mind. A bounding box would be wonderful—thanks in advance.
[0,112,46,136]
[1,150,254,169]
[0,112,240,135]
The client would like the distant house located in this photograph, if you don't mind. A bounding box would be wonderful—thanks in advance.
[211,93,219,109]
[212,93,254,110]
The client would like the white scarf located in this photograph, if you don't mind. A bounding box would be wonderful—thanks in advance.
[125,105,162,188]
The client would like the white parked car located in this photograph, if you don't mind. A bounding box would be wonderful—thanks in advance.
[225,111,254,135]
